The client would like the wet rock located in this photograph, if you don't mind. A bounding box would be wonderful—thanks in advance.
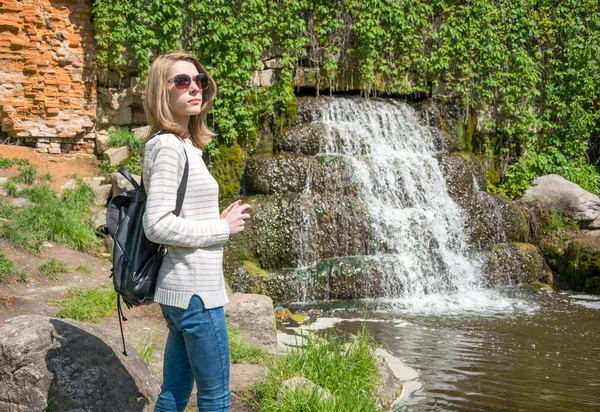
[244,153,310,195]
[483,242,552,287]
[557,231,600,294]
[103,146,131,166]
[440,153,528,247]
[275,123,324,155]
[225,293,277,355]
[374,350,404,410]
[0,315,160,412]
[520,174,600,228]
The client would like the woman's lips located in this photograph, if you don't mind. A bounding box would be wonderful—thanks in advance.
[188,99,201,104]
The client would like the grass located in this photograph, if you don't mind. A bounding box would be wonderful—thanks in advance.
[228,321,272,365]
[55,287,117,322]
[250,325,383,412]
[13,164,37,185]
[76,265,91,274]
[0,154,29,169]
[0,253,22,282]
[39,258,70,280]
[108,127,144,155]
[0,179,101,253]
[3,179,19,197]
[138,331,159,365]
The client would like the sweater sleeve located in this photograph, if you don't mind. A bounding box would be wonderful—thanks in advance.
[142,138,230,248]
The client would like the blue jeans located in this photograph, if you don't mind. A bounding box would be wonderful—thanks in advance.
[154,295,231,412]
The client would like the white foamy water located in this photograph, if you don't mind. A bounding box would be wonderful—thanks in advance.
[292,97,519,313]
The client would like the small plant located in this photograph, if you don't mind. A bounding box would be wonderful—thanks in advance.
[228,321,271,365]
[0,154,30,169]
[3,179,19,197]
[251,325,382,411]
[138,332,159,365]
[40,258,70,280]
[40,173,54,182]
[0,253,22,281]
[108,127,144,155]
[75,265,91,275]
[13,164,37,185]
[17,272,28,283]
[55,287,117,322]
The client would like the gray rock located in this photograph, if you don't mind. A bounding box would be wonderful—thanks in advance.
[521,174,600,227]
[111,172,140,197]
[264,58,284,69]
[132,126,151,139]
[374,350,404,410]
[225,293,277,355]
[11,197,30,208]
[94,184,112,206]
[0,177,8,185]
[276,377,333,402]
[0,315,160,412]
[104,146,131,166]
[97,87,134,111]
[93,208,107,229]
[257,69,278,87]
[95,130,110,155]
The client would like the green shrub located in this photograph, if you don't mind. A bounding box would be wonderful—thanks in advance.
[0,182,101,253]
[0,154,29,169]
[40,258,70,280]
[55,287,117,322]
[251,325,382,412]
[0,253,22,282]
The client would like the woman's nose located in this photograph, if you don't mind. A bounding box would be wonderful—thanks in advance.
[188,79,200,94]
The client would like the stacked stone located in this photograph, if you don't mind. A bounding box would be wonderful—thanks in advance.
[0,0,96,153]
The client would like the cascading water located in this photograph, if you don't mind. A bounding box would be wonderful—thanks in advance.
[292,97,510,312]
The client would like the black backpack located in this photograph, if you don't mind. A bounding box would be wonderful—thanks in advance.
[106,130,188,354]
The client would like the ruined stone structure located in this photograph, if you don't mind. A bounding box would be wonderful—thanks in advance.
[0,0,96,153]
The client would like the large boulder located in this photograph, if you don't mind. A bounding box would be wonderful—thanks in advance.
[0,315,160,412]
[225,293,277,355]
[520,174,600,228]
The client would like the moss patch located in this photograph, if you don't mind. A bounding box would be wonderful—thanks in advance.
[208,142,245,200]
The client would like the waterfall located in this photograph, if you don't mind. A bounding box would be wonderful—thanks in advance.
[292,97,489,308]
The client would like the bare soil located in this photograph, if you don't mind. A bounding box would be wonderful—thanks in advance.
[0,145,262,411]
[0,144,99,191]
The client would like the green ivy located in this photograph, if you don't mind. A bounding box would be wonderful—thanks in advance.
[93,0,600,197]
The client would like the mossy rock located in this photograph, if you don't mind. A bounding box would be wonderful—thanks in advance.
[558,231,600,293]
[483,242,553,287]
[440,153,528,247]
[208,142,245,200]
[274,123,324,155]
[244,153,310,195]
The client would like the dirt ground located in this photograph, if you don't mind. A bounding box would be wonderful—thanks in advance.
[0,144,99,191]
[0,144,261,411]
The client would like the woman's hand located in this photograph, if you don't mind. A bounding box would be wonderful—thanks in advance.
[222,200,251,236]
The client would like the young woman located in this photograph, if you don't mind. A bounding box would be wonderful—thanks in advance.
[141,52,250,412]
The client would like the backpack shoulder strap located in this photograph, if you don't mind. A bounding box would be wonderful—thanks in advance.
[151,130,189,217]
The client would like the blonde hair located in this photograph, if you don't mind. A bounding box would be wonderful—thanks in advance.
[143,52,217,149]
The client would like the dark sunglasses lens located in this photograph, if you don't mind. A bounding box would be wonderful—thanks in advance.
[173,74,191,89]
[194,73,209,90]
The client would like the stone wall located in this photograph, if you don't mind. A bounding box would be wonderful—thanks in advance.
[0,0,96,153]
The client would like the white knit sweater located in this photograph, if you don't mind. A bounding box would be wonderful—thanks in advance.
[142,132,230,310]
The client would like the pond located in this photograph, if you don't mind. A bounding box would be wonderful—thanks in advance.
[282,289,600,411]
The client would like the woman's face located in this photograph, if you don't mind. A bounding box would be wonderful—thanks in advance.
[167,60,204,122]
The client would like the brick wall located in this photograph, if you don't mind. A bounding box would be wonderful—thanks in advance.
[0,0,96,153]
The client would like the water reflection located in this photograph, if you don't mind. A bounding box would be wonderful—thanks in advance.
[285,291,600,411]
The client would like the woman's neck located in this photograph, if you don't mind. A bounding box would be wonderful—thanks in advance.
[172,113,190,131]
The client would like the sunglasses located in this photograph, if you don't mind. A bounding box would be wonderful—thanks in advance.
[168,73,210,91]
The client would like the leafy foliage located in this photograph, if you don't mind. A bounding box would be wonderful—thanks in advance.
[93,0,600,197]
